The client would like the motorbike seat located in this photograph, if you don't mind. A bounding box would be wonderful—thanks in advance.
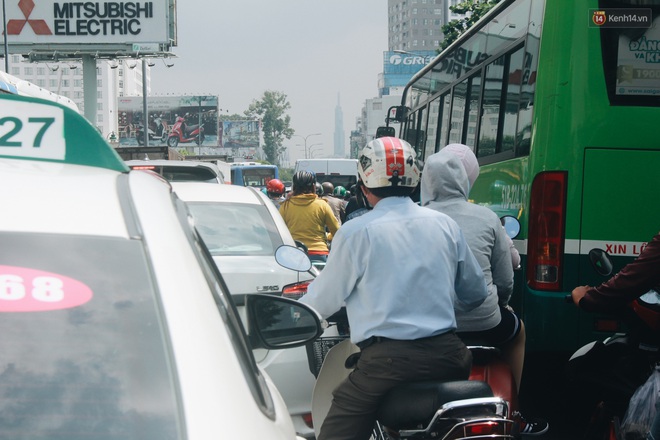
[184,124,199,136]
[377,380,493,430]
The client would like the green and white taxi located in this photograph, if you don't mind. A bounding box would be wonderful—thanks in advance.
[0,94,321,440]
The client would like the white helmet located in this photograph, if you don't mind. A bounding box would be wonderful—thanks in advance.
[358,137,420,188]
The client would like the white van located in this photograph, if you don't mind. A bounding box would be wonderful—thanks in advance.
[294,158,358,190]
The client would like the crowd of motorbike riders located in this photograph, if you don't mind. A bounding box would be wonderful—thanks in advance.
[263,136,659,440]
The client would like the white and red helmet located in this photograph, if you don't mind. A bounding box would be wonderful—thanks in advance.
[358,137,420,189]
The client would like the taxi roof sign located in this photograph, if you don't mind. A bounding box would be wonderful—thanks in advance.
[0,94,128,172]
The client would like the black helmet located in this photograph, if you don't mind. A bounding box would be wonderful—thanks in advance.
[292,170,316,193]
[315,182,324,196]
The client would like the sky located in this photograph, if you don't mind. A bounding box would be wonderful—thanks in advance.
[150,1,388,166]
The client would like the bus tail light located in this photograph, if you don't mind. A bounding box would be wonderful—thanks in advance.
[527,171,567,291]
[282,281,311,300]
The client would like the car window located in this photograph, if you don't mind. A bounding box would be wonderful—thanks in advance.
[0,232,184,440]
[160,166,218,182]
[186,202,284,256]
[129,165,219,183]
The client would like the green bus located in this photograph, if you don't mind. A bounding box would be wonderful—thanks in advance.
[392,0,660,353]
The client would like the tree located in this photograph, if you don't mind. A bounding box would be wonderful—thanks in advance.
[245,91,294,165]
[439,0,502,51]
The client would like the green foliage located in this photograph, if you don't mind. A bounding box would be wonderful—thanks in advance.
[219,113,251,121]
[439,0,502,51]
[245,91,294,166]
[279,168,294,183]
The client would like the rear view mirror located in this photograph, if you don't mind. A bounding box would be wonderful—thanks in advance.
[245,294,323,349]
[500,216,521,239]
[275,245,312,272]
[394,106,409,122]
[588,248,614,277]
[376,126,396,138]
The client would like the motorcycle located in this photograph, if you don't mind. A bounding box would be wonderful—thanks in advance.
[566,248,660,440]
[167,116,205,148]
[294,240,327,273]
[307,311,519,439]
[153,116,170,143]
[135,123,157,146]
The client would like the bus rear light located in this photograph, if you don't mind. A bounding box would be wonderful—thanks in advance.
[282,281,311,300]
[527,171,567,291]
[534,265,558,283]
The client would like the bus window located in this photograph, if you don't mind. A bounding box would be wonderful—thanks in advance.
[599,1,660,106]
[424,97,441,162]
[515,47,538,157]
[478,55,507,157]
[503,46,525,155]
[438,92,451,149]
[449,79,468,144]
[404,106,426,153]
[465,72,483,147]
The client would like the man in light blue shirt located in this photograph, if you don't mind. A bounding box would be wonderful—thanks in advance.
[299,137,488,440]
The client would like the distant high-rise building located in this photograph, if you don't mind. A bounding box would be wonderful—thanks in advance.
[334,93,345,158]
[387,0,462,51]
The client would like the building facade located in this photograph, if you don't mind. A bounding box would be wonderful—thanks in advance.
[4,55,149,139]
[388,0,463,51]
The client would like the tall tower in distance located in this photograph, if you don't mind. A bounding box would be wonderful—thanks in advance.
[334,93,346,158]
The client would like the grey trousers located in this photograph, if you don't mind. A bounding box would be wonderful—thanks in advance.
[317,331,472,440]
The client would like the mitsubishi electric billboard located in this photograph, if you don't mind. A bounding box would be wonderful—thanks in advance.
[5,0,176,55]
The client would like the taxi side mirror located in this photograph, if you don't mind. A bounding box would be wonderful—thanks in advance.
[245,294,323,349]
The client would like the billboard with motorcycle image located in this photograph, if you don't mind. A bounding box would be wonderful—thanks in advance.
[117,96,219,148]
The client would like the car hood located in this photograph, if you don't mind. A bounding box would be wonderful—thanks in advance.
[212,255,313,295]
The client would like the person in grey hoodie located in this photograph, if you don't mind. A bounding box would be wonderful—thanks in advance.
[420,144,524,391]
[420,144,550,435]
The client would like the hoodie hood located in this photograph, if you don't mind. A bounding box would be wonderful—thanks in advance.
[420,148,470,206]
[288,193,318,206]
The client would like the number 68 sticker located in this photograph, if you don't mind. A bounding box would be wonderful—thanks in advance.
[0,265,93,312]
[0,101,66,160]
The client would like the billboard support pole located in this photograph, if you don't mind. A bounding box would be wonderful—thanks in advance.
[82,54,97,128]
[2,0,8,72]
[142,59,149,147]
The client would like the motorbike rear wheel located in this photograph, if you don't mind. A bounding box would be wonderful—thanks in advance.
[167,136,179,148]
[136,133,145,146]
[196,133,205,146]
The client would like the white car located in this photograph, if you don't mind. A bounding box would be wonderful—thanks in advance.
[126,159,225,183]
[171,182,319,439]
[0,93,321,440]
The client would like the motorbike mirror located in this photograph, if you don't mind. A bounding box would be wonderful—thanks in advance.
[500,215,521,239]
[245,294,323,349]
[275,245,312,272]
[588,248,614,277]
[376,126,396,138]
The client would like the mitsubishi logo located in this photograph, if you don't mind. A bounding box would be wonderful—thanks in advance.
[7,0,52,35]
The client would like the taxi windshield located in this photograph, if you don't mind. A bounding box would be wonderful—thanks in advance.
[0,232,183,440]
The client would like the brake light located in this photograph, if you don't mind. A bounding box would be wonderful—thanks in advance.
[282,281,311,300]
[302,412,314,428]
[464,421,505,436]
[527,171,567,291]
[130,165,156,170]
